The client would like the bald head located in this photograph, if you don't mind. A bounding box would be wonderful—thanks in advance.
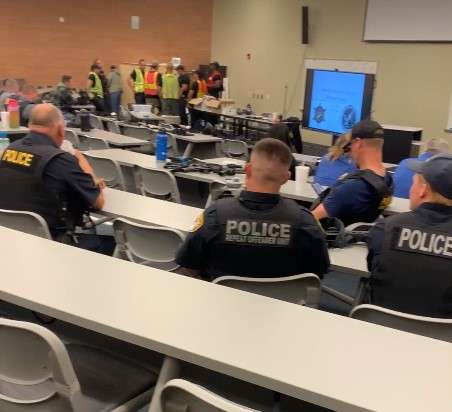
[30,104,63,127]
[29,104,65,146]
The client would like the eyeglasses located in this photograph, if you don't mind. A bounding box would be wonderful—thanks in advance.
[343,137,363,153]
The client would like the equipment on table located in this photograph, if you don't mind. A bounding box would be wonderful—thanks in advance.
[80,110,92,132]
[164,157,244,176]
[322,217,375,248]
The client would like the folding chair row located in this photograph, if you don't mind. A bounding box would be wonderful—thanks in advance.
[65,129,109,151]
[83,155,181,200]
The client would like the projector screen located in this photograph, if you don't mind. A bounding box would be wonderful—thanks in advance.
[364,0,452,42]
[302,69,375,135]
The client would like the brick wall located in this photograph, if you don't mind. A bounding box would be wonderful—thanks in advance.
[0,0,213,89]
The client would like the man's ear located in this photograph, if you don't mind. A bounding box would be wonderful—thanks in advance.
[245,163,252,178]
[282,169,291,184]
[419,181,429,199]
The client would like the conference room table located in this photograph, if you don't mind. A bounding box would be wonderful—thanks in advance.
[84,149,410,214]
[100,186,369,274]
[1,225,451,412]
[67,127,145,148]
[0,126,29,135]
[101,187,200,232]
[172,132,222,158]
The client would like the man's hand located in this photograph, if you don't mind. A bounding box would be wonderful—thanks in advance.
[94,177,106,190]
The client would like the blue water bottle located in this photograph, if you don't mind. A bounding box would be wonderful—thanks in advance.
[0,132,9,158]
[156,128,168,163]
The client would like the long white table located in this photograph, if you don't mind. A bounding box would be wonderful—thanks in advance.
[1,226,452,412]
[172,132,222,158]
[83,149,410,214]
[0,126,29,135]
[68,128,145,148]
[101,187,369,278]
[102,188,201,232]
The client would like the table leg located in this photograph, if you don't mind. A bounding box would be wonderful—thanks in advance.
[183,142,194,158]
[148,356,181,412]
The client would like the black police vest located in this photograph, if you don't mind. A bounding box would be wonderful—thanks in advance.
[0,139,78,237]
[371,210,452,318]
[312,169,393,226]
[205,197,305,279]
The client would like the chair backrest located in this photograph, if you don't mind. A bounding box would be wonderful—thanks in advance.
[0,318,82,411]
[113,218,185,271]
[119,105,132,122]
[120,124,152,141]
[0,209,52,239]
[221,140,248,160]
[64,129,81,149]
[161,379,258,412]
[84,155,126,190]
[350,304,452,343]
[133,166,181,203]
[213,274,321,307]
[205,181,241,208]
[104,119,122,134]
[86,136,109,150]
[89,114,104,130]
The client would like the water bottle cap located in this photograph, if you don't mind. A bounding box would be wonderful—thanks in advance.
[7,99,18,109]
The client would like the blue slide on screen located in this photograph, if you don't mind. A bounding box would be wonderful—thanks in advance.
[308,71,366,134]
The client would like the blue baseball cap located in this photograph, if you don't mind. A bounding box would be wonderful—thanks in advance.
[406,154,452,199]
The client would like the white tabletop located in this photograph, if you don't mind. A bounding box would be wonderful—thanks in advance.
[68,128,144,147]
[83,150,409,213]
[329,244,369,276]
[171,132,222,143]
[382,124,423,132]
[102,188,201,232]
[130,111,162,121]
[1,226,451,412]
[0,126,29,135]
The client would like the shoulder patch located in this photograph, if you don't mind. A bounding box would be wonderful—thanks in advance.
[190,213,204,232]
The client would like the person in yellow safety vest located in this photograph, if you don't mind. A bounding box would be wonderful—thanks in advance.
[160,63,180,116]
[128,59,147,104]
[87,64,106,114]
[144,62,162,113]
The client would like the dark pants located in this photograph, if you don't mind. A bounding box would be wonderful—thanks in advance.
[110,91,122,115]
[145,96,161,112]
[179,97,188,125]
[134,92,146,104]
[91,96,106,114]
[75,234,116,256]
[161,99,179,116]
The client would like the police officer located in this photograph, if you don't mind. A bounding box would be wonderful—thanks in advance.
[0,103,113,254]
[367,154,452,318]
[312,119,393,226]
[176,138,330,280]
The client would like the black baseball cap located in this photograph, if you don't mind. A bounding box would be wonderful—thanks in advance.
[406,154,452,199]
[351,120,384,139]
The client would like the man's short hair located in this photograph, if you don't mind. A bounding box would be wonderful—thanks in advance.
[91,64,100,71]
[252,138,292,168]
[352,119,384,140]
[424,137,449,155]
[62,75,72,83]
[176,65,185,71]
